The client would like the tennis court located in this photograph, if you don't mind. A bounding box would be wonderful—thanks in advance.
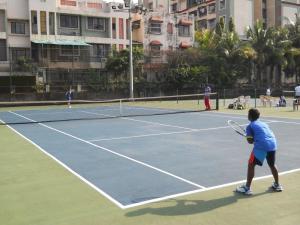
[1,95,299,210]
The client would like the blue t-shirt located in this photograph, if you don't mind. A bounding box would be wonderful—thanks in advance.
[246,120,277,163]
[246,120,277,152]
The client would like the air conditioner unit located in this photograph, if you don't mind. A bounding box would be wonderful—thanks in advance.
[117,3,124,9]
[73,57,80,62]
[101,58,107,63]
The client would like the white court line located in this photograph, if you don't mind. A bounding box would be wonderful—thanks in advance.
[123,168,300,209]
[269,120,300,125]
[80,110,197,131]
[88,121,277,143]
[0,119,125,209]
[8,111,206,193]
[210,111,300,122]
[2,115,300,209]
[88,125,231,142]
[199,112,276,123]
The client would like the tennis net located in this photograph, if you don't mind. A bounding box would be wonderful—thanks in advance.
[0,93,219,125]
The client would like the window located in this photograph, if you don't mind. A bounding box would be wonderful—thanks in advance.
[31,11,38,34]
[60,15,78,28]
[189,10,197,17]
[208,4,216,14]
[208,18,216,29]
[171,3,177,12]
[178,25,190,37]
[60,46,79,56]
[49,12,55,35]
[167,23,173,34]
[0,40,7,61]
[149,23,161,34]
[197,20,207,30]
[148,3,153,10]
[119,18,124,39]
[196,0,206,4]
[187,0,197,7]
[219,0,226,10]
[112,18,116,39]
[262,8,267,19]
[198,6,207,17]
[11,22,25,34]
[150,45,160,57]
[92,44,108,57]
[40,11,47,35]
[87,17,105,31]
[11,48,30,61]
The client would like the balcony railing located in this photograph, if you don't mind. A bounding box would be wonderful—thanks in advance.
[0,0,6,9]
[58,0,107,13]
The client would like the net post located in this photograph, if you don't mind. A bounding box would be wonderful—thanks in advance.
[119,99,123,116]
[223,89,226,107]
[254,88,257,108]
[216,92,219,110]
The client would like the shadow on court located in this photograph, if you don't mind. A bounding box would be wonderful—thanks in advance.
[126,190,275,217]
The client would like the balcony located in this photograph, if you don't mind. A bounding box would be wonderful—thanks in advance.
[0,0,6,9]
[0,32,6,39]
[57,0,110,15]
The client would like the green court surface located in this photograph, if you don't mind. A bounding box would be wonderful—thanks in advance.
[1,106,300,225]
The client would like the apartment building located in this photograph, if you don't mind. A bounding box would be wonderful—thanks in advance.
[0,0,130,85]
[187,0,217,30]
[216,0,300,38]
[0,0,7,66]
[136,1,194,80]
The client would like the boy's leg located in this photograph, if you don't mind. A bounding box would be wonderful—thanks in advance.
[266,151,278,184]
[246,163,255,188]
[246,151,257,188]
[236,151,259,195]
[266,151,283,191]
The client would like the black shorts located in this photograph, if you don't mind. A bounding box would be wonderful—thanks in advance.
[249,151,276,167]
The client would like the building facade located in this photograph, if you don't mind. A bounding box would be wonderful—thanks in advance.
[216,0,300,38]
[0,0,130,87]
[136,0,195,81]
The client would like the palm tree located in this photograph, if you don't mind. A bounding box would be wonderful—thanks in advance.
[265,27,291,87]
[246,20,274,87]
[285,14,300,83]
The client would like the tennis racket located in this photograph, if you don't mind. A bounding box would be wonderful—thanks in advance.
[227,120,246,137]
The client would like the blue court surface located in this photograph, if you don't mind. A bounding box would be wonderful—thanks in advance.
[1,107,300,209]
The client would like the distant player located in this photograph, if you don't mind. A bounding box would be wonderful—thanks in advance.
[204,85,211,110]
[266,88,271,96]
[236,108,283,195]
[295,83,300,101]
[65,89,73,108]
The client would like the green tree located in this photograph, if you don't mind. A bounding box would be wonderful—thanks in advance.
[105,47,144,88]
[194,18,249,87]
[285,14,300,83]
[265,27,291,87]
[246,20,274,87]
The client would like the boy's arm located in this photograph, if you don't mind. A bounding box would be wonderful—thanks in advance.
[246,125,254,144]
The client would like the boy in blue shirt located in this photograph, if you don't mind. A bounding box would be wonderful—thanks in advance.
[236,108,283,195]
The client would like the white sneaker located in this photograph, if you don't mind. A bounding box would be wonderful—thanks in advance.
[236,184,253,195]
[271,182,283,192]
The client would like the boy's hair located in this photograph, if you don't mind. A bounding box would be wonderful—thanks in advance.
[248,108,260,121]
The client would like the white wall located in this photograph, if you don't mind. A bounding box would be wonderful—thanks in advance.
[234,0,253,37]
[282,3,300,26]
[7,0,29,19]
[29,0,57,11]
